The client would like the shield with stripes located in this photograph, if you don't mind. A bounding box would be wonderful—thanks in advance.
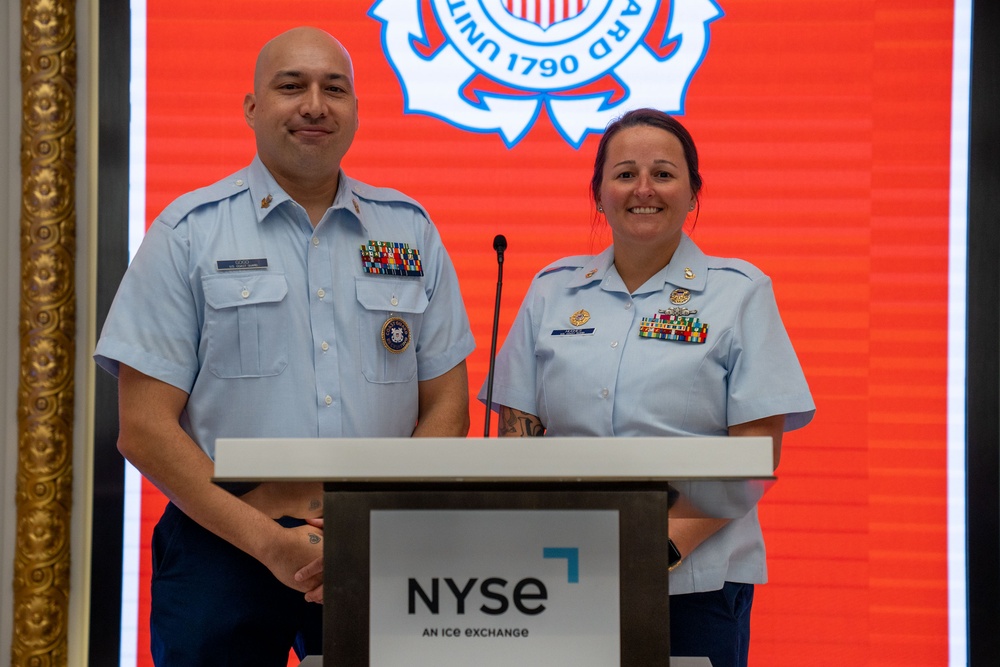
[501,0,590,30]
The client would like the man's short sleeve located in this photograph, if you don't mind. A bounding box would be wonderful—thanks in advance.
[94,218,202,392]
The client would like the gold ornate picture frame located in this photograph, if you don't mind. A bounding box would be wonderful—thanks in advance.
[13,1,77,664]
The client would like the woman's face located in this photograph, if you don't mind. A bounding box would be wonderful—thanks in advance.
[597,125,696,254]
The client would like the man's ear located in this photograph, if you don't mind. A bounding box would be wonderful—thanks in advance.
[243,93,256,129]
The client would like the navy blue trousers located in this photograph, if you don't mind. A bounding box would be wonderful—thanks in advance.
[670,582,755,667]
[149,502,323,666]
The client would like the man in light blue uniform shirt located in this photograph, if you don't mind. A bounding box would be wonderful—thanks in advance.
[95,27,474,665]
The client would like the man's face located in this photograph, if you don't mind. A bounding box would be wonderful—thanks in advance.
[244,29,359,184]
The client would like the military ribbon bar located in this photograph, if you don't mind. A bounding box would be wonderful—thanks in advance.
[360,240,423,277]
[638,314,709,344]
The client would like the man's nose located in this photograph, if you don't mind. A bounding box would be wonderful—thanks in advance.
[300,86,325,117]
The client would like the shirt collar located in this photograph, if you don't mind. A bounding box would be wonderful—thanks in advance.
[246,156,290,223]
[661,233,708,292]
[334,172,367,231]
[564,246,616,289]
[247,156,359,226]
[563,234,709,293]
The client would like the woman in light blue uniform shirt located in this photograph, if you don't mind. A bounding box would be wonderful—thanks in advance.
[480,109,815,667]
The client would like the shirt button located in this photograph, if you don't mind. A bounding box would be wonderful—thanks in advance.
[235,179,244,186]
[390,296,399,306]
[625,302,632,310]
[324,395,333,406]
[321,341,329,352]
[610,340,619,348]
[241,288,250,298]
[312,237,320,247]
[317,288,326,299]
[600,388,610,399]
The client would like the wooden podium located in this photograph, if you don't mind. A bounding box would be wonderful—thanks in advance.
[214,437,773,667]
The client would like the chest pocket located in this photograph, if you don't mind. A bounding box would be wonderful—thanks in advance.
[203,273,289,378]
[356,278,428,384]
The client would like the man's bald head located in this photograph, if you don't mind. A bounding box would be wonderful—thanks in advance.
[244,26,359,202]
[253,27,355,94]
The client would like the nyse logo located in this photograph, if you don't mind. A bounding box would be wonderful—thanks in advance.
[409,577,548,615]
[369,0,724,147]
[407,547,580,616]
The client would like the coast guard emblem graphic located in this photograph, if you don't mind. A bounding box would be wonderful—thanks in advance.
[369,0,724,147]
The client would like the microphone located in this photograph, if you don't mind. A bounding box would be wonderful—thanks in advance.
[484,235,507,437]
[493,234,507,264]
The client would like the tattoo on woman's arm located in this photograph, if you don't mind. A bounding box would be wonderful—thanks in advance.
[498,407,545,437]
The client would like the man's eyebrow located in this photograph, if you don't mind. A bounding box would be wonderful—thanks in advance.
[272,70,351,82]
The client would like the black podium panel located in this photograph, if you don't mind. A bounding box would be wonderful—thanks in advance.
[323,484,672,666]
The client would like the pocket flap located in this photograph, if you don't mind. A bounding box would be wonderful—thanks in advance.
[203,273,288,309]
[355,278,428,314]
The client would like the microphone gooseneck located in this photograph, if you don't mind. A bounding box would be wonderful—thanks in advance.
[484,235,507,437]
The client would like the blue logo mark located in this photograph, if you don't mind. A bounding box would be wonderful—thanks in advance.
[370,0,724,147]
[543,547,579,583]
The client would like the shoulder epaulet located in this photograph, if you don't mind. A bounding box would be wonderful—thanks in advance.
[536,255,590,278]
[707,256,766,281]
[351,182,430,221]
[158,172,250,229]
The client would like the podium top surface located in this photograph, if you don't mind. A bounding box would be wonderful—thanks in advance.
[213,437,774,483]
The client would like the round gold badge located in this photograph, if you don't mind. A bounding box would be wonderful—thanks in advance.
[570,309,591,327]
[381,316,411,353]
[669,288,691,305]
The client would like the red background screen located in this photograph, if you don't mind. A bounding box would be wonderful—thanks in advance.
[133,1,959,664]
